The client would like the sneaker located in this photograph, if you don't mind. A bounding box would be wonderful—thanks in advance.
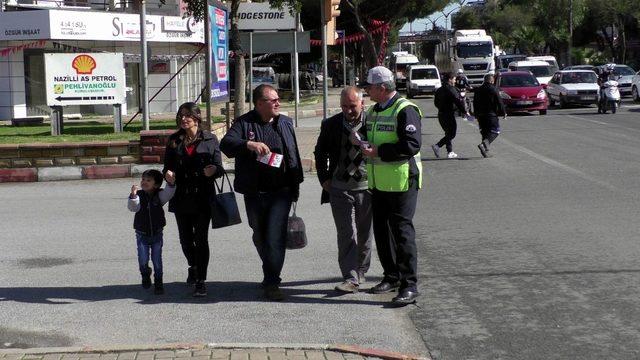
[154,278,164,295]
[264,285,286,301]
[431,144,441,158]
[335,281,359,293]
[447,151,458,159]
[478,144,488,158]
[193,281,207,297]
[186,267,196,285]
[141,267,151,289]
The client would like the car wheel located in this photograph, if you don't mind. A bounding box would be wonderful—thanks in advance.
[559,96,567,109]
[632,86,640,102]
[406,89,413,99]
[539,109,547,115]
[549,97,556,107]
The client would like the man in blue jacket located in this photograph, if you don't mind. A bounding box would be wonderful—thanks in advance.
[220,84,304,301]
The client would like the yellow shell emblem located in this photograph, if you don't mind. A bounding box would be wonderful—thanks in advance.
[72,54,96,75]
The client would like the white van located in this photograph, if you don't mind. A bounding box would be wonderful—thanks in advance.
[390,52,420,88]
[508,60,555,86]
[526,56,560,74]
[406,65,441,98]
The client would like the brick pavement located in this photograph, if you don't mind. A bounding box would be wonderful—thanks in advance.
[0,348,400,360]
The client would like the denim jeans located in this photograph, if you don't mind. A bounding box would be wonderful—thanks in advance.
[136,231,163,280]
[244,189,292,286]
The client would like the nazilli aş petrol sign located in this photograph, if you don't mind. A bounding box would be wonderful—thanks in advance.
[44,52,126,106]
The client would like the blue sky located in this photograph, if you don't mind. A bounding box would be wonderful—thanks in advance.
[399,3,464,33]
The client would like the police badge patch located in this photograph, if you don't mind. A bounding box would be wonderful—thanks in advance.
[405,124,417,133]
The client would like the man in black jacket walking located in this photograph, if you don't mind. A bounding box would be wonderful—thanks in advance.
[432,72,468,159]
[220,84,304,301]
[473,74,506,158]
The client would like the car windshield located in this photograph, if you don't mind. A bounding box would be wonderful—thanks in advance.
[518,66,554,77]
[500,74,539,87]
[412,69,439,80]
[498,56,526,69]
[561,72,597,84]
[457,42,493,58]
[614,66,635,76]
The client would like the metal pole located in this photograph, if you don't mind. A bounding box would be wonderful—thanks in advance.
[140,0,149,130]
[249,32,253,107]
[204,3,212,130]
[568,0,573,66]
[342,34,346,87]
[293,14,300,127]
[113,104,122,132]
[321,6,328,121]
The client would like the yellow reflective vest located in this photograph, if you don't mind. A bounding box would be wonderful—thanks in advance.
[366,97,423,192]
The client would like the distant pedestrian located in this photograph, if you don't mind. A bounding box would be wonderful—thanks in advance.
[220,84,304,301]
[433,72,468,159]
[314,86,373,293]
[360,66,423,305]
[473,74,506,157]
[127,169,176,295]
[163,102,224,297]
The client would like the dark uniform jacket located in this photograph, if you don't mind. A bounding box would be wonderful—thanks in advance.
[133,189,167,236]
[314,112,367,204]
[163,129,223,214]
[220,110,304,199]
[473,83,506,117]
[364,93,422,182]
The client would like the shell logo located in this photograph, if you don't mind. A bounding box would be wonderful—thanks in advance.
[72,54,96,75]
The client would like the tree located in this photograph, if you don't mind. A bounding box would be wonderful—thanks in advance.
[343,0,449,68]
[181,0,302,118]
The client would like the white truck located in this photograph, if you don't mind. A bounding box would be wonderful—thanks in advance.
[435,29,496,87]
[390,51,420,89]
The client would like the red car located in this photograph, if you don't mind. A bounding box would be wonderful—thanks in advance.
[496,71,548,115]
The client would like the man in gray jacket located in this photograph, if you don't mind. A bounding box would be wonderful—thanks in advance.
[314,86,372,293]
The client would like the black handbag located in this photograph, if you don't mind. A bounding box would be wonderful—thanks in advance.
[286,202,307,250]
[210,171,242,229]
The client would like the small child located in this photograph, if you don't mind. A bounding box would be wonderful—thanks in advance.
[127,169,176,295]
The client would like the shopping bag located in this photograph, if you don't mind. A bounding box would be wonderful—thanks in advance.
[286,202,307,250]
[210,171,242,229]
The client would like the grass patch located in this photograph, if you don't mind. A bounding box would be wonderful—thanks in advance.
[0,117,224,144]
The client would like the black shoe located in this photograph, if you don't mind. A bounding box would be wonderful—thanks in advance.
[193,281,207,297]
[264,285,286,301]
[392,288,420,305]
[186,267,196,285]
[154,278,164,295]
[369,280,400,294]
[431,144,441,158]
[141,267,151,289]
[478,144,488,158]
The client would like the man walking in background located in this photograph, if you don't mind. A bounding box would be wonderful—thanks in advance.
[473,73,506,158]
[432,72,468,159]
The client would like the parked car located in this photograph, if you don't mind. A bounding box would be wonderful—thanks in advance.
[405,65,441,98]
[632,70,640,102]
[563,64,596,72]
[496,71,548,115]
[546,70,599,108]
[508,60,555,87]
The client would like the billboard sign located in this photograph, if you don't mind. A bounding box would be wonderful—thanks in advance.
[209,2,229,102]
[44,53,126,106]
[237,2,295,31]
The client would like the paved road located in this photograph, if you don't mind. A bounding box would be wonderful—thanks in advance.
[410,94,640,359]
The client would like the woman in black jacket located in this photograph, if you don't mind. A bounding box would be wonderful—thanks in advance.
[163,102,223,297]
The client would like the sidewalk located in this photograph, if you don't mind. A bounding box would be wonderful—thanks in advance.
[0,344,427,360]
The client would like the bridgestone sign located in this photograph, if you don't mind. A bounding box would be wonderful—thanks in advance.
[237,2,295,31]
[44,53,126,106]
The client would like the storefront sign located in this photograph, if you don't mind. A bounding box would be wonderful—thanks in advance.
[0,10,204,43]
[44,53,126,106]
[209,3,229,102]
[237,2,295,31]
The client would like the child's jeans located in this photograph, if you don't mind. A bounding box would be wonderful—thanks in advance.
[136,231,163,279]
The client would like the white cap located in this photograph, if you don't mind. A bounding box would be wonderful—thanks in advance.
[363,66,394,86]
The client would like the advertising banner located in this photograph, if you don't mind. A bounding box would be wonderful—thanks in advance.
[209,3,229,102]
[44,53,126,106]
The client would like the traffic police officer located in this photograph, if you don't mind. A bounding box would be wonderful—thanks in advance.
[359,66,422,305]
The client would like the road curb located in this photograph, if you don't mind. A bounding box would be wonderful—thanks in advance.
[0,158,316,183]
[0,343,429,360]
[280,107,341,119]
